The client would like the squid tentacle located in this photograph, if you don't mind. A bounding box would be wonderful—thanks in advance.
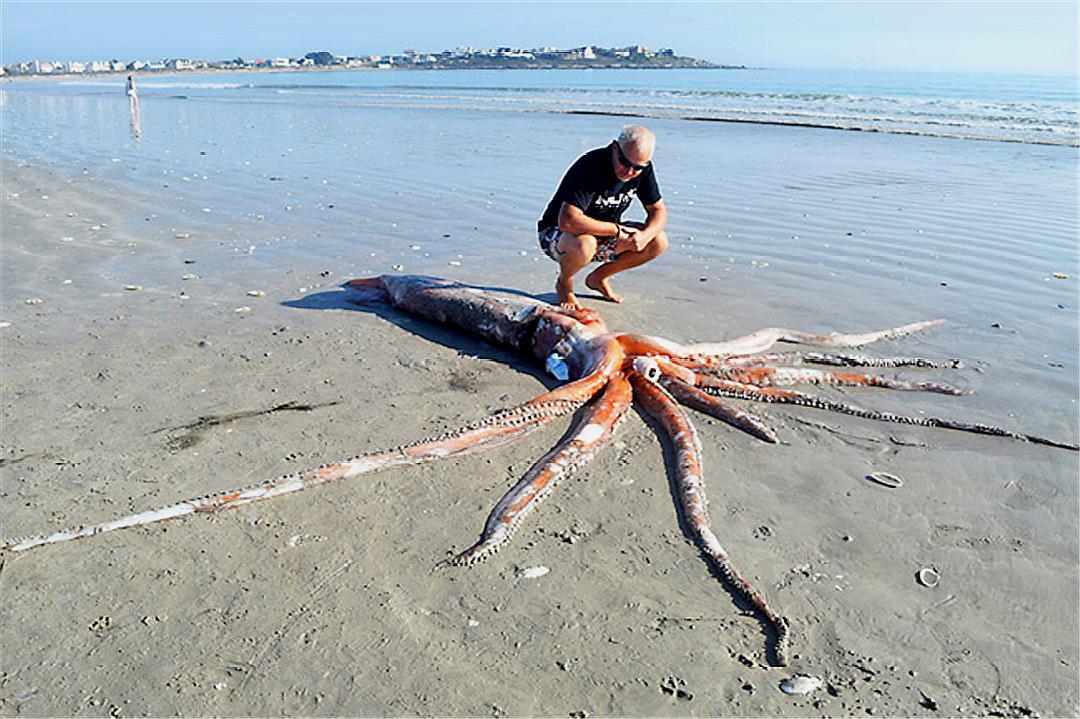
[628,367,790,667]
[694,351,964,370]
[446,375,634,566]
[702,367,968,396]
[2,391,595,554]
[693,377,1079,451]
[658,375,779,444]
[678,319,946,357]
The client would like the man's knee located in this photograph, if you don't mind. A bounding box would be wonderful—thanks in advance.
[646,229,669,258]
[557,232,597,262]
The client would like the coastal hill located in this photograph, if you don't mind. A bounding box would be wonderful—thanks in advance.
[3,45,737,77]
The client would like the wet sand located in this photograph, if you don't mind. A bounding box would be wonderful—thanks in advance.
[1,114,1077,717]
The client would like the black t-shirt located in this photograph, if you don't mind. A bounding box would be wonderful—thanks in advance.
[538,145,662,232]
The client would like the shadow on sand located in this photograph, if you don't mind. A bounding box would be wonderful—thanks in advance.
[280,282,561,392]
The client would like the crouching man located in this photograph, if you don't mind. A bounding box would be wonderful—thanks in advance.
[537,125,669,310]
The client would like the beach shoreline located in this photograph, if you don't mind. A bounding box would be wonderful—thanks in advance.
[1,100,1077,715]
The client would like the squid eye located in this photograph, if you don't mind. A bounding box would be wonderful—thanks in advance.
[631,356,661,382]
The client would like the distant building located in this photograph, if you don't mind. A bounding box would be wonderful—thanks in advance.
[31,60,62,73]
[304,51,335,66]
[0,42,697,78]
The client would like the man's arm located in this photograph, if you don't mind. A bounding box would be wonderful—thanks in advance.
[558,202,623,239]
[622,200,668,251]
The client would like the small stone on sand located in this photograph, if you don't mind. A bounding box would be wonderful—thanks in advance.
[521,566,550,579]
[779,674,822,695]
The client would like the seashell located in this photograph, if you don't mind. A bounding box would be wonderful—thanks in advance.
[181,274,199,280]
[779,674,822,695]
[24,298,43,305]
[234,306,251,314]
[124,285,142,291]
[520,565,550,579]
[916,567,939,588]
[866,472,903,489]
[246,290,265,297]
[175,232,191,239]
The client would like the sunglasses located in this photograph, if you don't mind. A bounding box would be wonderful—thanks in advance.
[615,142,649,172]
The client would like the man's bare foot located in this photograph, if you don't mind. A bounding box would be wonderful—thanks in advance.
[585,272,623,303]
[556,277,583,310]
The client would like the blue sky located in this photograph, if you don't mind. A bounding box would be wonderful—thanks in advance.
[3,1,1077,74]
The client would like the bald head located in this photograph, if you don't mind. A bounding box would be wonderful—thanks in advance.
[617,125,655,156]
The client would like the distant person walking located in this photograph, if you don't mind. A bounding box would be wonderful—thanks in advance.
[537,125,669,310]
[126,74,141,139]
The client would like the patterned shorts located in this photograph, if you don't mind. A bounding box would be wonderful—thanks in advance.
[537,226,619,263]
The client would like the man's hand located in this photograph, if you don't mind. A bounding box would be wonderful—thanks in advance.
[617,226,651,254]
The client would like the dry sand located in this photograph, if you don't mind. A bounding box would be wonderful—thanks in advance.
[1,156,1077,718]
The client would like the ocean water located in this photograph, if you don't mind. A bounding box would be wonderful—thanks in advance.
[2,67,1077,435]
[5,67,1078,146]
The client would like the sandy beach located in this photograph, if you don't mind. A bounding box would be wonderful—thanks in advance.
[1,90,1077,717]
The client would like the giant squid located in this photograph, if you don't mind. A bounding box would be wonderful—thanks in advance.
[3,275,1076,666]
